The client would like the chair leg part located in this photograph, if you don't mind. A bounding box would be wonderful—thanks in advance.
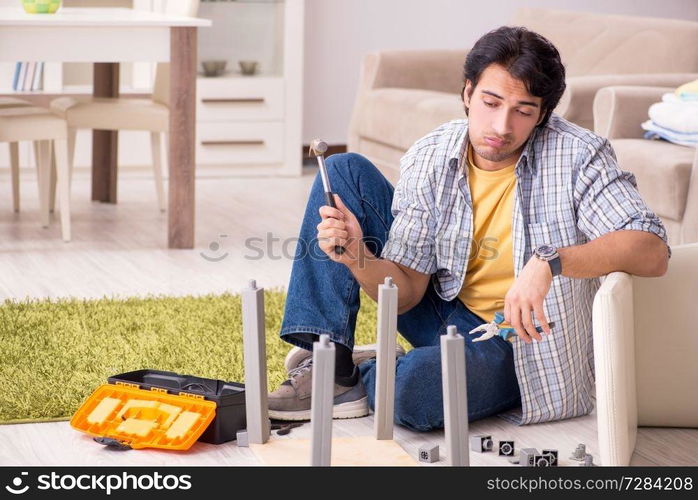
[49,144,57,213]
[67,127,77,190]
[151,131,166,212]
[10,142,20,212]
[36,140,51,228]
[54,139,72,242]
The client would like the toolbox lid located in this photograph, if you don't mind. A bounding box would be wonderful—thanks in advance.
[107,369,245,406]
[70,383,217,451]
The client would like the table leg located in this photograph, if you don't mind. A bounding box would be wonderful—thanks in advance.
[92,62,119,203]
[168,27,197,249]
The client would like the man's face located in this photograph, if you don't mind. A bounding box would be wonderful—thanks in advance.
[463,64,544,168]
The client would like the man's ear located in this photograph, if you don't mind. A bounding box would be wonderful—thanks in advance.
[536,109,546,126]
[462,80,472,107]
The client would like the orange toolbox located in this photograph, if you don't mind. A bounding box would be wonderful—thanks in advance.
[71,369,246,450]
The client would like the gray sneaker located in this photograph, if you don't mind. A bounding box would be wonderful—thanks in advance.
[283,343,407,373]
[268,357,369,421]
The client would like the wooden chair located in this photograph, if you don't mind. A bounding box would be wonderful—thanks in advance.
[1,96,33,212]
[0,105,71,241]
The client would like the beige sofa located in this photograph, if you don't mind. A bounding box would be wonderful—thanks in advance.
[593,243,698,465]
[348,8,698,184]
[594,86,698,245]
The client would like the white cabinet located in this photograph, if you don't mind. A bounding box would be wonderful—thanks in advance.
[197,121,285,165]
[194,0,304,176]
[195,77,286,166]
[197,77,285,122]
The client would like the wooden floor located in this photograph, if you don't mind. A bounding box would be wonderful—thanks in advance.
[0,167,696,466]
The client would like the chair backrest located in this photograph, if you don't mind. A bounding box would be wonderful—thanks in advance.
[512,8,698,77]
[632,243,698,427]
[152,0,201,106]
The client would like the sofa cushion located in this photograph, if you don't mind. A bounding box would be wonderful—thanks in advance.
[513,8,698,76]
[357,88,463,152]
[610,138,694,221]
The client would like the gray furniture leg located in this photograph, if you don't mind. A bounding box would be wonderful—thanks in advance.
[311,334,335,466]
[441,325,469,466]
[374,276,398,440]
[242,279,270,444]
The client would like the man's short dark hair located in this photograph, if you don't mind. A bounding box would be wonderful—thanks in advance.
[462,26,566,128]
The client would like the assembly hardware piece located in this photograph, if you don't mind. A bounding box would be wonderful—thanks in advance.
[470,434,494,453]
[418,444,440,463]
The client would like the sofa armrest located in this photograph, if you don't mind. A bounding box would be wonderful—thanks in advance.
[556,73,698,131]
[592,271,638,466]
[593,85,676,140]
[358,49,468,95]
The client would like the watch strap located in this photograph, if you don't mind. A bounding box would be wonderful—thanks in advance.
[549,255,562,277]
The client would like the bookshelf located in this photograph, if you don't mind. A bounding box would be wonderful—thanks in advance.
[0,0,145,94]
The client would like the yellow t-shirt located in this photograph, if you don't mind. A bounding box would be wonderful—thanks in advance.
[457,144,517,323]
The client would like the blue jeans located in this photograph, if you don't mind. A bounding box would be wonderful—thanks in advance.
[280,153,521,431]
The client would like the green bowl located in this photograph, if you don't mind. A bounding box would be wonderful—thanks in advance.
[21,0,62,14]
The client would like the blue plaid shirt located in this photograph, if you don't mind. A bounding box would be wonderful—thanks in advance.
[381,115,669,425]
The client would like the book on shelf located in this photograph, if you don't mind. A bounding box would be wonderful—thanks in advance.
[16,62,27,91]
[24,62,36,91]
[32,62,44,91]
[12,62,21,91]
[9,61,45,91]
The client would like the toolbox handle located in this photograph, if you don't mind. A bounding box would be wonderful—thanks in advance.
[181,382,209,393]
[94,437,132,450]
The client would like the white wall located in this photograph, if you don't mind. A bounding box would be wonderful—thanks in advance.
[303,0,698,145]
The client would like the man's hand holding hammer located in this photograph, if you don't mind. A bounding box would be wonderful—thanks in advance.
[317,194,366,266]
[310,139,431,314]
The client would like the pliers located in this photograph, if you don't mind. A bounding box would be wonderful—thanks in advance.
[469,311,555,342]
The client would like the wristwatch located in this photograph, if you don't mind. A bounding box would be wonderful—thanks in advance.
[534,244,562,277]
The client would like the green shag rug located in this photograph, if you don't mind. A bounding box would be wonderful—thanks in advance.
[0,291,405,425]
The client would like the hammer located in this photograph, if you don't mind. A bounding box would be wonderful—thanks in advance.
[309,139,345,255]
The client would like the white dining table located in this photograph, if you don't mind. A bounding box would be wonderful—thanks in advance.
[0,6,211,248]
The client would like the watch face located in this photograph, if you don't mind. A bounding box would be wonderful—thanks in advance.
[536,245,557,259]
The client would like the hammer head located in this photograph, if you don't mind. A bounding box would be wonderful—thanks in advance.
[309,139,328,157]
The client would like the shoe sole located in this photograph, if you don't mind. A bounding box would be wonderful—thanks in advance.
[268,397,369,421]
[283,343,406,373]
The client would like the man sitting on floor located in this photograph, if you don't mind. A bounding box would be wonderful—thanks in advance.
[267,26,670,429]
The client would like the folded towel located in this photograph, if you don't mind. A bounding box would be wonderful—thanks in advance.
[648,96,698,134]
[675,79,698,100]
[663,92,698,103]
[642,120,698,147]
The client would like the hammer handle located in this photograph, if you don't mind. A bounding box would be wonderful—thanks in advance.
[324,191,346,255]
